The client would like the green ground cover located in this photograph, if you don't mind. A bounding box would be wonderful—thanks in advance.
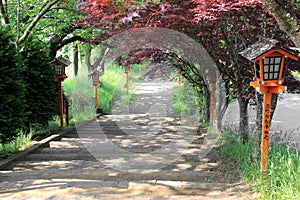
[220,133,300,199]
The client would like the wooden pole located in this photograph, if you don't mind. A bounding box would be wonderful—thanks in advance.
[211,82,216,123]
[126,72,129,95]
[95,85,99,109]
[58,80,64,128]
[261,91,271,180]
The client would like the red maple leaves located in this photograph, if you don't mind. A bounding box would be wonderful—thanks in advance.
[191,0,260,21]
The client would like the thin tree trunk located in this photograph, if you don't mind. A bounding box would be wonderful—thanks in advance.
[0,0,9,26]
[74,45,79,76]
[203,86,211,124]
[85,47,109,73]
[215,72,229,130]
[70,44,79,77]
[254,92,263,155]
[270,93,278,121]
[238,95,249,143]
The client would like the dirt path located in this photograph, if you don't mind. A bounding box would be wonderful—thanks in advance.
[0,64,256,199]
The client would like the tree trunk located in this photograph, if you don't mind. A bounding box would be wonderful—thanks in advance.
[0,0,9,26]
[261,0,300,49]
[85,47,109,73]
[70,44,79,77]
[254,92,278,155]
[238,95,249,143]
[203,85,211,124]
[270,93,278,121]
[254,92,263,155]
[74,45,79,76]
[215,72,229,130]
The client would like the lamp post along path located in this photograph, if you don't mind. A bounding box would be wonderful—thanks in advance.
[239,37,298,180]
[124,66,131,95]
[88,69,102,112]
[51,57,71,128]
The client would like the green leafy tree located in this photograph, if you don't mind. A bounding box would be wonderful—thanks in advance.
[0,28,26,143]
[20,39,58,132]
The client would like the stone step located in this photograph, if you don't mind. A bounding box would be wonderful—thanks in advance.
[16,153,97,161]
[48,140,85,148]
[34,147,90,154]
[0,178,249,200]
[0,194,248,200]
[1,168,224,182]
[6,158,220,172]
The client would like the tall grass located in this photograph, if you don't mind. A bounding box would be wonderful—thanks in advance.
[0,62,145,155]
[63,62,145,123]
[0,133,33,155]
[220,132,300,199]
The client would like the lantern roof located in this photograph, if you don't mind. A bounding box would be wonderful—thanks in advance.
[88,69,102,77]
[239,37,298,61]
[51,56,71,66]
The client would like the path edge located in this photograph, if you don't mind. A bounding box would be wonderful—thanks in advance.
[0,117,96,170]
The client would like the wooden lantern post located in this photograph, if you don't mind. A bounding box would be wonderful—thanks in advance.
[88,69,102,111]
[124,66,131,95]
[239,37,298,180]
[208,77,216,123]
[51,56,71,128]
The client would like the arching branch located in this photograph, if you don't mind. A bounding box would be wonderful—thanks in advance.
[261,0,300,48]
[16,0,61,45]
[85,47,110,73]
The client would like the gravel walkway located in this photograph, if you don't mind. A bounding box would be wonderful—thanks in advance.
[0,64,256,199]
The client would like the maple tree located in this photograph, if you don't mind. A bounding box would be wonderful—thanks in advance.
[76,0,300,142]
[261,0,300,49]
[191,0,300,142]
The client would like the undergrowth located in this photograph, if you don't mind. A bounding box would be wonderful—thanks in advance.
[0,62,145,155]
[0,133,33,155]
[220,132,300,199]
[63,62,144,123]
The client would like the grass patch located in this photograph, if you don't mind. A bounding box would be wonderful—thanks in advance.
[63,62,145,122]
[220,132,300,199]
[0,133,33,155]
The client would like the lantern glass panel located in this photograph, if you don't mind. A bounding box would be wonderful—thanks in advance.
[264,65,269,72]
[55,65,63,76]
[262,57,282,80]
[255,61,260,79]
[92,75,99,83]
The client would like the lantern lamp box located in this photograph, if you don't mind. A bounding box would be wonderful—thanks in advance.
[239,37,298,93]
[50,56,71,82]
[88,69,102,86]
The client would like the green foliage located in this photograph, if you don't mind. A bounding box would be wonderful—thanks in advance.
[0,28,26,143]
[292,71,300,81]
[20,39,58,129]
[63,62,144,123]
[220,133,260,181]
[0,133,33,155]
[170,70,203,120]
[220,133,300,199]
[291,0,300,8]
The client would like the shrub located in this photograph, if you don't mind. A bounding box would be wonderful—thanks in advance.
[0,28,26,143]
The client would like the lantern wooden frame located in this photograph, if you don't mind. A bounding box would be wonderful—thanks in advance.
[240,37,298,180]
